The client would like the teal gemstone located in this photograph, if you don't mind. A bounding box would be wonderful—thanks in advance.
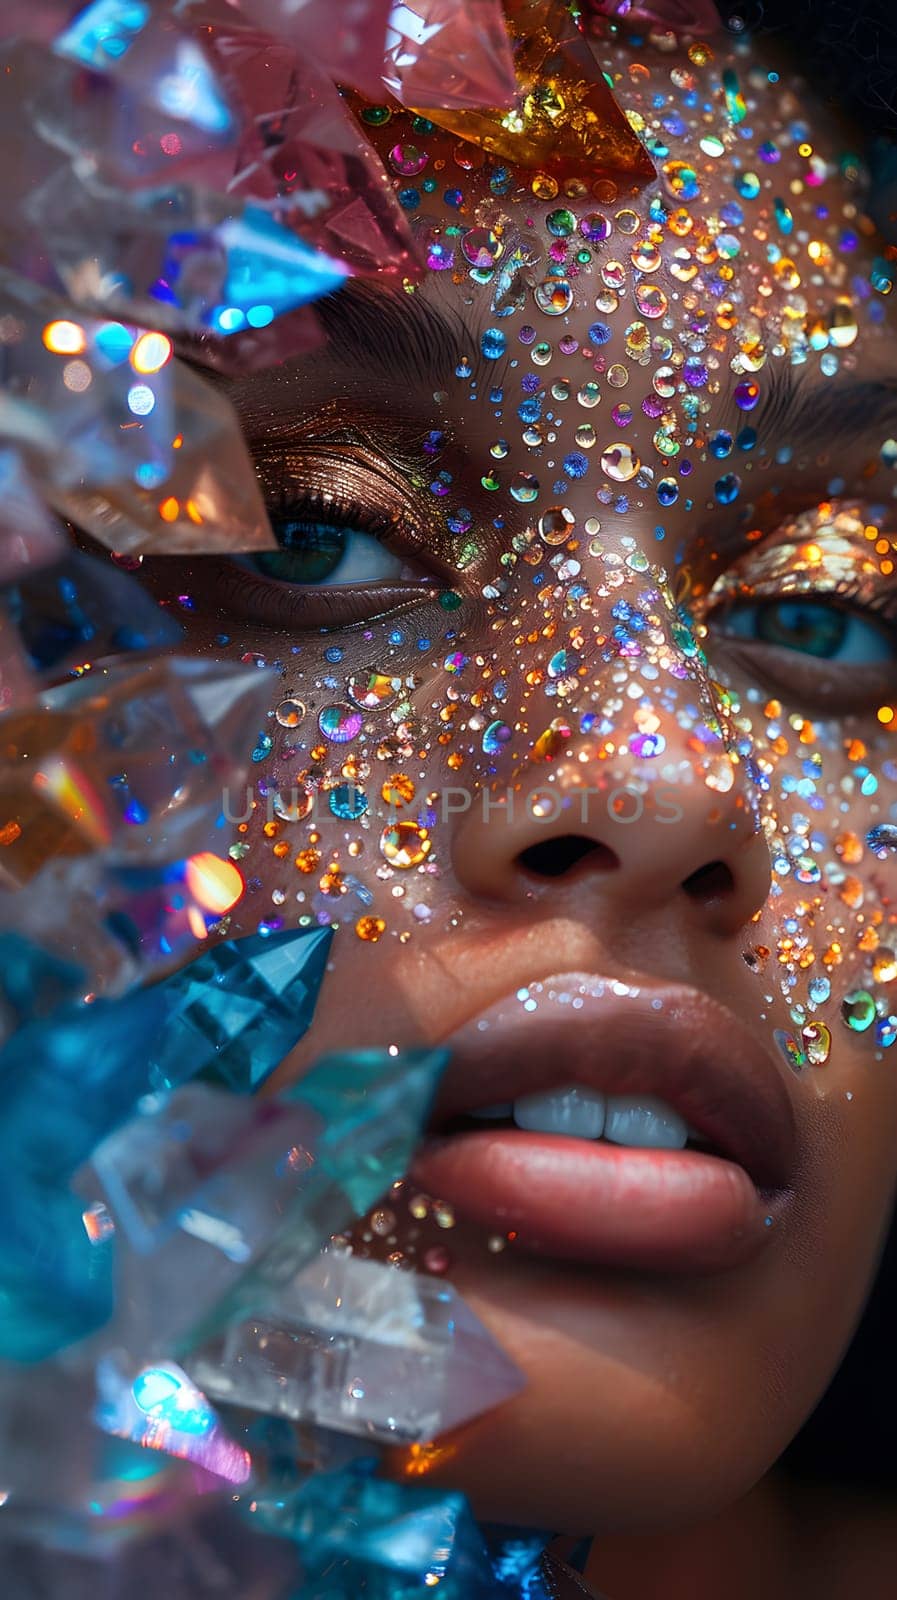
[0,982,169,1359]
[0,934,85,1029]
[255,1470,496,1595]
[289,1048,448,1214]
[151,924,334,1094]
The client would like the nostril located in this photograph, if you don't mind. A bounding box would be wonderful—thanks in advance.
[517,834,619,880]
[681,859,736,902]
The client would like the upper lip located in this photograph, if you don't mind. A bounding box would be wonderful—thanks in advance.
[427,974,799,1191]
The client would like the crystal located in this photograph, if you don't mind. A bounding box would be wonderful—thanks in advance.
[408,0,655,183]
[191,13,420,283]
[0,1494,302,1595]
[0,269,275,555]
[35,51,231,198]
[0,654,278,887]
[172,305,324,377]
[0,1361,229,1549]
[54,1,235,143]
[29,167,350,338]
[151,923,334,1095]
[73,1049,446,1363]
[0,449,66,582]
[80,1083,321,1255]
[8,547,183,675]
[383,1,517,113]
[0,980,172,1358]
[232,0,395,99]
[95,1355,252,1484]
[0,932,85,1032]
[188,1251,524,1444]
[251,1469,497,1596]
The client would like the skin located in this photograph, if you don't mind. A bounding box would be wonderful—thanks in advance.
[134,21,897,1549]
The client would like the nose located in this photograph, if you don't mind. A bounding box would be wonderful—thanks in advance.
[450,724,772,941]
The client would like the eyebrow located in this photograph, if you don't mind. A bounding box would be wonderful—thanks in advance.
[314,281,483,391]
[732,365,897,458]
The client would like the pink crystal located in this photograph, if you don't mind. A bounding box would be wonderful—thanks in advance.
[195,10,422,281]
[383,0,517,112]
[233,0,394,97]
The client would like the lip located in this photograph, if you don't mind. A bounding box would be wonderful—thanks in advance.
[411,974,799,1274]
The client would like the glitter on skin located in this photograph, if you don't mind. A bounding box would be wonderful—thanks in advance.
[157,29,897,1157]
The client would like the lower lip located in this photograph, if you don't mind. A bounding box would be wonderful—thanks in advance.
[412,1131,786,1273]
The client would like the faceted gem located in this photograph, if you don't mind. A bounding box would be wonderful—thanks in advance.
[406,0,655,183]
[801,1021,831,1066]
[0,932,85,1031]
[55,1,234,141]
[192,21,421,283]
[867,823,897,856]
[382,1,516,113]
[0,271,275,555]
[251,1468,497,1595]
[0,449,66,583]
[32,168,349,339]
[148,924,334,1095]
[74,1049,447,1361]
[0,655,278,887]
[95,1355,252,1484]
[0,1362,232,1545]
[0,980,172,1358]
[234,0,395,100]
[188,1250,524,1444]
[8,547,182,675]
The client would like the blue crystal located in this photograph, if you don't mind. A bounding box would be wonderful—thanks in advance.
[7,548,182,675]
[161,206,348,335]
[149,924,334,1094]
[0,982,170,1358]
[55,1,234,137]
[286,1048,448,1214]
[0,934,85,1029]
[254,1471,498,1596]
[0,982,172,1174]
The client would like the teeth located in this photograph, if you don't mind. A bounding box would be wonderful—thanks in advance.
[513,1087,606,1139]
[602,1095,689,1150]
[505,1086,689,1149]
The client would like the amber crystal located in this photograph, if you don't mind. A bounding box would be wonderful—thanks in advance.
[407,0,655,183]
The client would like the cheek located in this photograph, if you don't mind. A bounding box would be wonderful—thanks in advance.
[732,690,897,1079]
[215,598,478,948]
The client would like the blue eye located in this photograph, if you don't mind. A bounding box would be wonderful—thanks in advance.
[245,518,405,587]
[719,598,894,664]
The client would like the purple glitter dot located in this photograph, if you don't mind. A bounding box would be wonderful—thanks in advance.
[683,361,708,388]
[642,394,664,419]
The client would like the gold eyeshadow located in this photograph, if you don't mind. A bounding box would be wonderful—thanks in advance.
[698,503,897,617]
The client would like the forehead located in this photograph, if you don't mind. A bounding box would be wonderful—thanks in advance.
[350,29,886,362]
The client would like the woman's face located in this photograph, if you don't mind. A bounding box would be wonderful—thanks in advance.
[139,24,897,1535]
